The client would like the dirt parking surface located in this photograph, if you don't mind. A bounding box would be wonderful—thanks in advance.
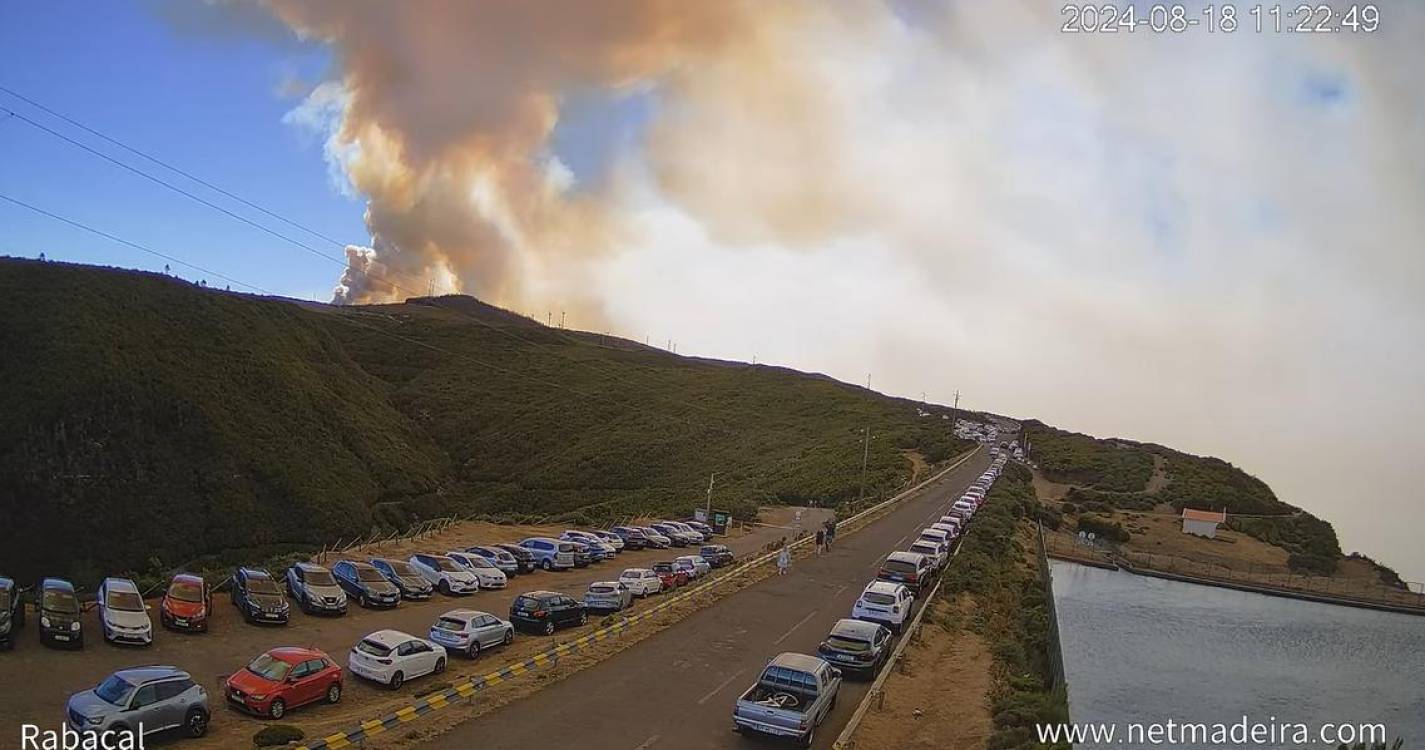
[0,513,825,750]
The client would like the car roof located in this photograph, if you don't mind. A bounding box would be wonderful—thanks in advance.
[830,618,883,639]
[293,562,329,573]
[438,609,489,621]
[517,590,562,599]
[363,629,420,647]
[239,567,272,578]
[169,573,204,585]
[767,652,827,673]
[343,560,377,569]
[0,577,13,590]
[587,581,619,588]
[887,551,926,563]
[267,646,324,663]
[620,568,651,575]
[865,580,905,595]
[41,577,74,592]
[113,665,189,684]
[523,537,560,544]
[102,577,140,593]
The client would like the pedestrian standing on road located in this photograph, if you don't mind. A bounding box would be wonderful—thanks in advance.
[777,545,791,575]
[826,519,837,549]
[815,528,826,554]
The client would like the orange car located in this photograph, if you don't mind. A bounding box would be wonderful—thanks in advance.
[160,573,212,632]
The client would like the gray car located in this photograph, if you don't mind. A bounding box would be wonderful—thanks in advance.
[427,609,514,659]
[582,581,633,613]
[66,665,209,741]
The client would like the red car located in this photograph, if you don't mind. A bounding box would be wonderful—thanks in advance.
[225,647,342,719]
[160,573,212,632]
[652,562,689,589]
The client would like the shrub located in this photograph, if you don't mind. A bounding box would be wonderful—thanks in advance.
[1076,514,1130,543]
[253,725,305,747]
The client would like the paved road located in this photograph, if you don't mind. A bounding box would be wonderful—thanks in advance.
[427,449,990,750]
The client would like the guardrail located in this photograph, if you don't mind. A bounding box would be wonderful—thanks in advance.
[293,447,980,749]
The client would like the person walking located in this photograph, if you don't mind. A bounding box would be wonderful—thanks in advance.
[777,544,791,575]
[825,519,837,549]
[815,528,826,554]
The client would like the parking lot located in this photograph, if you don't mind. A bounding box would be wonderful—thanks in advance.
[0,511,828,749]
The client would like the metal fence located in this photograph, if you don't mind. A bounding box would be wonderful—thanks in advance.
[1036,520,1068,690]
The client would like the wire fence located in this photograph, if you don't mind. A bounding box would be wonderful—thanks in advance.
[1117,551,1425,610]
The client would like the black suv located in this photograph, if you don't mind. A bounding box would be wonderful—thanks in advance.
[0,576,25,649]
[610,526,648,550]
[817,618,892,678]
[510,591,586,635]
[38,577,83,648]
[231,568,290,624]
[495,544,538,574]
[699,545,734,568]
[331,561,400,609]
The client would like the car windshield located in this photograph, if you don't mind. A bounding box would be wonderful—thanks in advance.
[357,639,393,658]
[94,675,135,706]
[168,580,203,602]
[589,585,615,594]
[863,592,897,605]
[246,577,280,595]
[911,544,938,556]
[387,561,418,576]
[653,564,672,573]
[558,543,574,553]
[305,570,336,586]
[356,567,386,583]
[434,558,463,572]
[620,570,640,579]
[43,589,79,614]
[464,556,493,568]
[105,590,144,612]
[434,617,466,632]
[246,653,292,681]
[883,559,918,575]
[827,635,872,652]
[0,590,9,609]
[514,596,540,611]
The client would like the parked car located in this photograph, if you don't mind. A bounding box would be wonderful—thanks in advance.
[409,553,480,596]
[582,581,633,613]
[332,561,401,609]
[908,539,948,573]
[817,618,892,678]
[674,555,710,579]
[160,574,210,632]
[97,577,153,646]
[733,653,842,747]
[852,581,914,633]
[494,543,538,574]
[510,591,587,635]
[445,551,508,589]
[225,647,342,719]
[67,666,209,740]
[38,577,83,648]
[699,544,734,567]
[652,562,689,589]
[0,576,23,649]
[610,526,648,550]
[593,529,627,552]
[370,558,434,601]
[638,526,673,549]
[927,523,958,540]
[667,521,706,543]
[566,540,598,566]
[936,516,963,534]
[285,562,347,616]
[563,530,616,556]
[685,520,715,538]
[918,527,953,551]
[651,523,690,547]
[427,609,513,659]
[348,629,447,690]
[230,568,290,625]
[617,568,663,598]
[464,545,520,575]
[876,552,933,596]
[518,538,576,571]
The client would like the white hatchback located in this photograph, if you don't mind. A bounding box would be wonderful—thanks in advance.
[409,553,480,596]
[348,629,447,690]
[852,581,914,633]
[618,568,663,598]
[446,551,509,589]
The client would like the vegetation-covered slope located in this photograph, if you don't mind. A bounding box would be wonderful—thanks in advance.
[0,258,970,585]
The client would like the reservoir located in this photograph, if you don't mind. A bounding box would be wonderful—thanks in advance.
[1050,561,1424,748]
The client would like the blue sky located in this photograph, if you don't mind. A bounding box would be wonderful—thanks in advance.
[0,1,362,299]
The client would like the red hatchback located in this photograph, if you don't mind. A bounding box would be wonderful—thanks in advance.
[652,562,689,589]
[226,647,342,719]
[160,573,212,632]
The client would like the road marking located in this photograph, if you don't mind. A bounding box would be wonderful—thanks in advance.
[833,584,848,597]
[632,734,661,750]
[774,609,820,645]
[894,533,909,546]
[696,669,745,705]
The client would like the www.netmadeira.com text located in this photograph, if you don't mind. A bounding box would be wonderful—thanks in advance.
[1036,716,1388,746]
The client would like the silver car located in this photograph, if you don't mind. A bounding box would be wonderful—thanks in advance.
[427,609,514,659]
[583,581,634,613]
[66,666,209,740]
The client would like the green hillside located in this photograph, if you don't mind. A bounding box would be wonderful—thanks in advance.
[0,258,970,586]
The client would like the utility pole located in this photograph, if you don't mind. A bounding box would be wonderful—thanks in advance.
[856,427,871,504]
[952,389,961,426]
[559,311,566,329]
[705,472,717,519]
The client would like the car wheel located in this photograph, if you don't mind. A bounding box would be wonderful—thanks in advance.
[434,657,447,674]
[185,708,209,737]
[502,629,513,646]
[542,621,555,636]
[359,594,369,608]
[799,726,816,748]
[268,698,286,720]
[467,640,481,659]
[327,682,342,704]
[577,612,587,626]
[541,559,552,571]
[389,671,404,690]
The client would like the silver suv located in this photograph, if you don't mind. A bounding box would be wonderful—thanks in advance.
[66,666,209,741]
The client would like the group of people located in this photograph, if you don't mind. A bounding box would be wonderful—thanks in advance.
[776,514,838,575]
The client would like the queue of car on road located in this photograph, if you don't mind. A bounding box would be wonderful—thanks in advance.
[734,455,1008,747]
[7,519,724,743]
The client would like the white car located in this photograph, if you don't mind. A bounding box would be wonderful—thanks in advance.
[937,516,963,534]
[409,553,480,596]
[348,629,447,690]
[919,528,953,551]
[908,539,948,572]
[852,581,915,634]
[96,577,153,646]
[446,551,508,589]
[618,568,663,598]
[675,555,711,578]
[952,500,976,515]
[927,523,958,539]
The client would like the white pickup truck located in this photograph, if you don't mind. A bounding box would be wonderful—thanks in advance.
[733,652,842,747]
